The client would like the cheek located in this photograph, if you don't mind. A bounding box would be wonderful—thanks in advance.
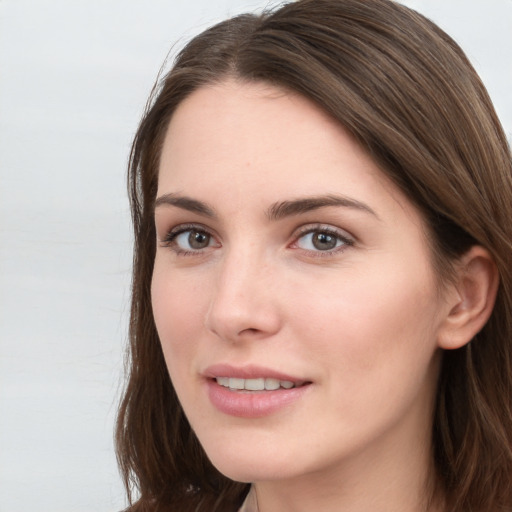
[289,266,442,437]
[151,264,209,376]
[289,259,442,378]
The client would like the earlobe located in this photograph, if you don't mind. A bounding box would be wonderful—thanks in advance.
[437,246,499,350]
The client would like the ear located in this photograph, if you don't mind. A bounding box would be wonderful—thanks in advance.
[437,246,499,350]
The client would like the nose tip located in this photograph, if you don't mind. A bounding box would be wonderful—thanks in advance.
[204,262,281,343]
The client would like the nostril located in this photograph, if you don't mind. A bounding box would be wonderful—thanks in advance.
[238,327,260,335]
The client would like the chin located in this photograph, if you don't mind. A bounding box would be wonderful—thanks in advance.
[213,459,292,484]
[203,440,299,483]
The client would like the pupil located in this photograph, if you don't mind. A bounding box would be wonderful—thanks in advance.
[189,231,209,249]
[313,232,336,250]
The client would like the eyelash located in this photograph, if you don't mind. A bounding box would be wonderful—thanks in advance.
[159,223,354,257]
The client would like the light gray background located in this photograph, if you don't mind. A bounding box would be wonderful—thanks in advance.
[1,1,510,511]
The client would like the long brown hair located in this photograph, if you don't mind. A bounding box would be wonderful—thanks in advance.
[116,1,512,510]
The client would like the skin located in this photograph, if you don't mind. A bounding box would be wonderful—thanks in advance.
[151,80,459,512]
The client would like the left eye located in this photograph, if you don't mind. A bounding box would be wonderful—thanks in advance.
[174,229,214,250]
[296,230,348,252]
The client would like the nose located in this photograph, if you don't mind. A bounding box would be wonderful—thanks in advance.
[204,248,282,343]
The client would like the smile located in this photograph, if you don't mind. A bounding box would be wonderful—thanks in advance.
[207,376,311,417]
[215,376,299,391]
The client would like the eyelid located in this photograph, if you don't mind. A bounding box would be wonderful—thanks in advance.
[159,222,204,243]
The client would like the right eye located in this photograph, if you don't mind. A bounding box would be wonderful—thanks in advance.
[161,225,219,255]
[176,229,212,250]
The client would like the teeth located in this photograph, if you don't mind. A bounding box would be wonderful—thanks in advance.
[245,378,264,391]
[229,378,245,390]
[265,378,280,390]
[215,377,297,391]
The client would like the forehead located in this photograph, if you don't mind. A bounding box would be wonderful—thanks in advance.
[161,81,376,189]
[158,80,418,224]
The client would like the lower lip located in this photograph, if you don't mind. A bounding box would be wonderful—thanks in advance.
[206,379,311,418]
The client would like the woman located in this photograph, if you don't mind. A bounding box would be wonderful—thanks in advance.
[116,0,512,510]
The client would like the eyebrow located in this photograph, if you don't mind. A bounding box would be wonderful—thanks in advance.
[154,192,378,220]
[154,193,216,217]
[266,194,379,221]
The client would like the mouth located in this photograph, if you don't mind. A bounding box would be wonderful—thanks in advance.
[206,372,312,417]
[214,376,306,391]
[203,364,312,416]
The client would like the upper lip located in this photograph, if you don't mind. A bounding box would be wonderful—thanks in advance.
[203,363,307,383]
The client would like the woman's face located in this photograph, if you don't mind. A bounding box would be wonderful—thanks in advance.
[152,80,451,485]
